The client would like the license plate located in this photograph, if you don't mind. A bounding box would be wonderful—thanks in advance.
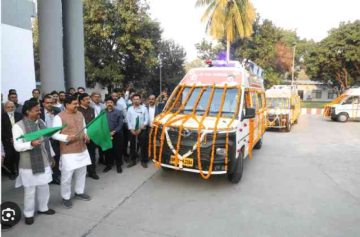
[170,156,193,167]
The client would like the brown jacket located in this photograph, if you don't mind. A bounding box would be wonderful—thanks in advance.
[58,109,87,154]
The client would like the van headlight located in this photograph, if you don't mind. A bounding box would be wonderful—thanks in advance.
[216,148,226,156]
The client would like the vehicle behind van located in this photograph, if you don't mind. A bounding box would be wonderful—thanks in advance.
[148,60,266,183]
[265,85,301,132]
[323,88,360,122]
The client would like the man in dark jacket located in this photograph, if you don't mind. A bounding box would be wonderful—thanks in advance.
[1,101,23,179]
[104,97,124,173]
[40,95,62,184]
[78,93,99,180]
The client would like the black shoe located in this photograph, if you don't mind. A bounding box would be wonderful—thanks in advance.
[75,193,91,201]
[9,173,16,180]
[89,173,100,180]
[63,199,73,209]
[25,217,34,225]
[117,165,122,174]
[51,177,61,185]
[141,162,148,168]
[127,160,136,168]
[38,209,56,215]
[103,166,111,173]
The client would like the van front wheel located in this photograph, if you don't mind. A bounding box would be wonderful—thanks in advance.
[253,136,263,150]
[228,151,244,184]
[285,122,292,132]
[337,113,349,123]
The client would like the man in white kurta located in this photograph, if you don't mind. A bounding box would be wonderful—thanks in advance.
[52,95,92,209]
[12,100,56,225]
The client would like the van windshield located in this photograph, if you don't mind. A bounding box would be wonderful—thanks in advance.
[266,98,289,109]
[167,87,241,118]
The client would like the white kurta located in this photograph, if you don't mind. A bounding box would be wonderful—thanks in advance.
[12,123,54,188]
[52,115,91,172]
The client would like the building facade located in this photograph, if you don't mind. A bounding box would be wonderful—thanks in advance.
[1,0,86,102]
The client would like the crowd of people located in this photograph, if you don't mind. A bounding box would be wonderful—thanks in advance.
[1,86,169,226]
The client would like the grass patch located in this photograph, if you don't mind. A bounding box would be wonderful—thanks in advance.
[301,101,328,108]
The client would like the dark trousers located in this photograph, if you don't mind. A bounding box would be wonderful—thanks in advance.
[105,133,123,167]
[50,139,61,178]
[129,130,148,163]
[87,141,97,175]
[3,142,19,174]
[122,123,129,156]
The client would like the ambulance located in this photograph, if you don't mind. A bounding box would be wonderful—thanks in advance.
[148,60,267,184]
[265,85,301,132]
[323,87,360,122]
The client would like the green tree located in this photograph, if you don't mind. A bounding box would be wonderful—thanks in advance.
[195,39,225,60]
[150,40,187,95]
[32,18,40,82]
[83,0,160,92]
[304,21,360,92]
[196,0,256,61]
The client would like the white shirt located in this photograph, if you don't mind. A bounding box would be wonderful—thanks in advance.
[52,115,91,171]
[148,106,155,125]
[91,101,105,117]
[44,109,55,128]
[12,121,55,188]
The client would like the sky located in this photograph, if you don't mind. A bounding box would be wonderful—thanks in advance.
[147,0,360,62]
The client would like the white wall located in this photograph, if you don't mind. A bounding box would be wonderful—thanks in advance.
[1,23,36,103]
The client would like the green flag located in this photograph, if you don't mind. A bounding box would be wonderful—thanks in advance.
[87,110,113,151]
[17,124,67,141]
[135,116,140,131]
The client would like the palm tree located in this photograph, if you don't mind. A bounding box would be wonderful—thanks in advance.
[196,0,256,61]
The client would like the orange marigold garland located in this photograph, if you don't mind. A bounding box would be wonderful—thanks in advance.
[156,85,196,167]
[198,84,228,179]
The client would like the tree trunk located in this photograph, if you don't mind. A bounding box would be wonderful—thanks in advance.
[226,40,230,61]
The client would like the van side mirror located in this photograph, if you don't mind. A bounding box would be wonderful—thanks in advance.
[242,108,256,120]
[290,105,295,110]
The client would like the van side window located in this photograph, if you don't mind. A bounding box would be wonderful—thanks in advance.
[257,93,263,109]
[251,92,257,110]
[343,96,359,105]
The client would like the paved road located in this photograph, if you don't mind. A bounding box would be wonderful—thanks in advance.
[2,115,360,237]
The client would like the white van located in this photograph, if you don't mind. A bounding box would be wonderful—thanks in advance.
[148,60,266,183]
[265,85,301,132]
[324,87,360,122]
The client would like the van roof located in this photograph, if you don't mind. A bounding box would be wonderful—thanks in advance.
[180,67,264,90]
[345,87,360,96]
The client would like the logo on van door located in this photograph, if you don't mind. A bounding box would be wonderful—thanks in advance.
[181,128,192,137]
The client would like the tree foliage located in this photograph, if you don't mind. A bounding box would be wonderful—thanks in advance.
[196,0,256,60]
[195,39,225,60]
[82,0,186,94]
[195,16,315,88]
[304,21,360,92]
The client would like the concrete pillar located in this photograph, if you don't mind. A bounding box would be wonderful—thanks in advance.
[38,0,65,93]
[62,0,86,89]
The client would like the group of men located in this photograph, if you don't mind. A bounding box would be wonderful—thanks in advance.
[1,86,168,225]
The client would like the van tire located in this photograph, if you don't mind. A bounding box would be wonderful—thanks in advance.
[285,122,292,132]
[253,136,263,150]
[331,117,337,121]
[228,151,244,184]
[337,113,349,123]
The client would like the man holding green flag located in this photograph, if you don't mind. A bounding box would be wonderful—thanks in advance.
[126,93,149,168]
[52,95,92,209]
[102,97,123,173]
[12,100,56,225]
